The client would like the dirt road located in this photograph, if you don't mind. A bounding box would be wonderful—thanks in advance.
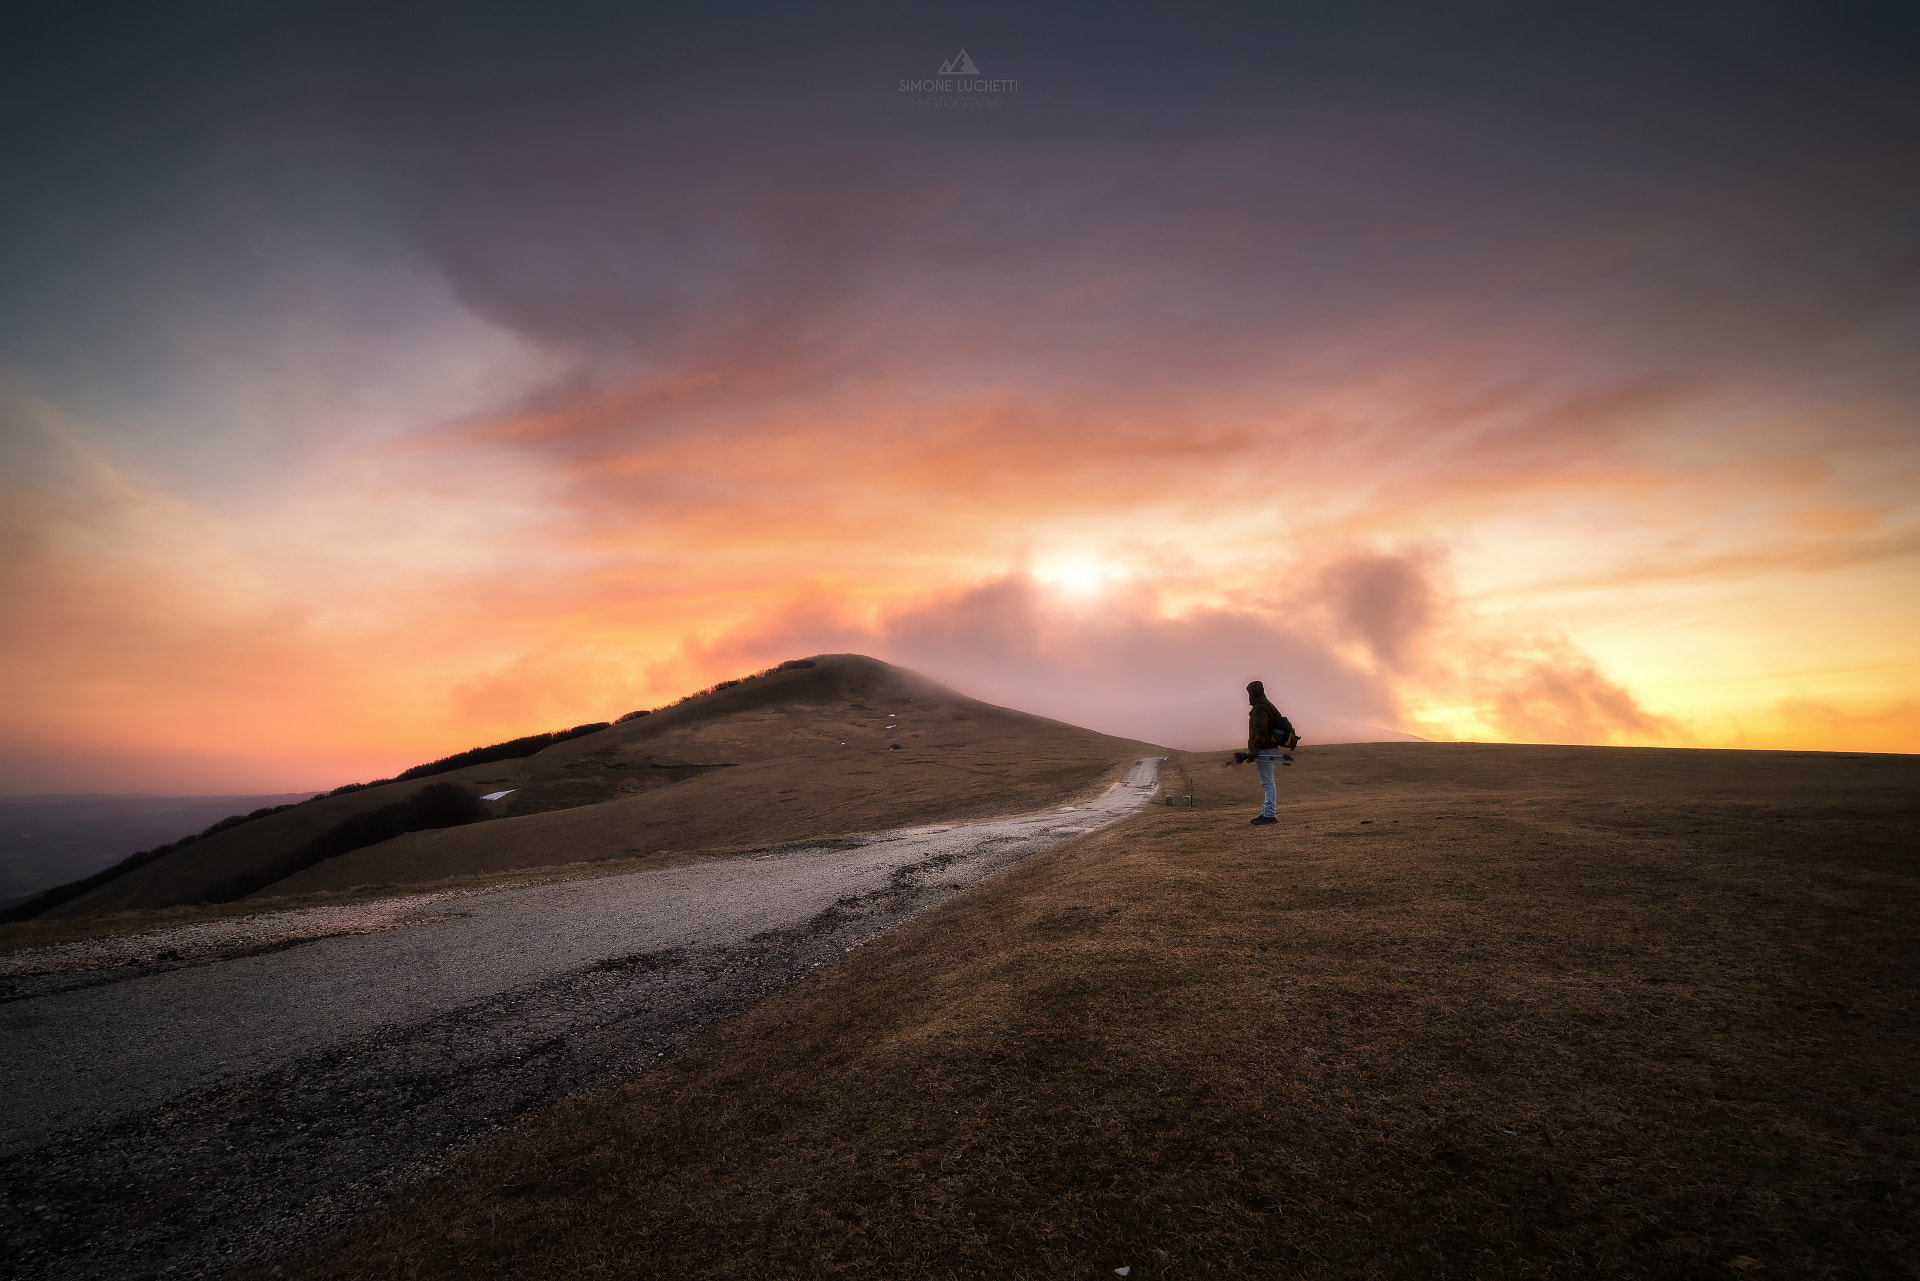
[1,758,1160,1280]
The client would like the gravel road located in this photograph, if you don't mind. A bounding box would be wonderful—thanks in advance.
[1,757,1161,1280]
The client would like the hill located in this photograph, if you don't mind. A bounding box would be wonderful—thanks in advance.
[39,655,1164,919]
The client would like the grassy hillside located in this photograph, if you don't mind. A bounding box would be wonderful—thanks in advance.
[36,655,1163,918]
[251,742,1919,1280]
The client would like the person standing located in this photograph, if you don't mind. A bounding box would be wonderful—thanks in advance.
[1243,680,1294,826]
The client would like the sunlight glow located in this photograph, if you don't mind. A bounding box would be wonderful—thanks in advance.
[1033,555,1119,599]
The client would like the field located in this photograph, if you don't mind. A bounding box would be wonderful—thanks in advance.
[238,741,1919,1278]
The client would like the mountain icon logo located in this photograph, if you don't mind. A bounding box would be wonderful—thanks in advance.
[939,49,980,75]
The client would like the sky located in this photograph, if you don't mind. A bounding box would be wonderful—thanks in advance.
[2,0,1917,793]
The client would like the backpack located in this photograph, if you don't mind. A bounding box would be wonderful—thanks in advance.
[1278,717,1300,751]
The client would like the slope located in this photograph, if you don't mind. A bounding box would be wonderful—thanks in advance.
[42,655,1163,917]
[254,654,1161,897]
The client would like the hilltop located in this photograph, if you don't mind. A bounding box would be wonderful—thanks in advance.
[34,655,1164,920]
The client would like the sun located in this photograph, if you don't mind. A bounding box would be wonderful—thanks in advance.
[1034,555,1117,598]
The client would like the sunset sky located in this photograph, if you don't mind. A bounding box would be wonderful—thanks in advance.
[3,1,1917,794]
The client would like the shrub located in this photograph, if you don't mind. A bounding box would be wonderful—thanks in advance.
[198,782,484,904]
[392,722,612,782]
[654,657,821,712]
[0,836,188,924]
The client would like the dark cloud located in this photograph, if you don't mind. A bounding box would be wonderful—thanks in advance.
[8,1,1915,427]
[1316,549,1439,672]
[315,1,1916,513]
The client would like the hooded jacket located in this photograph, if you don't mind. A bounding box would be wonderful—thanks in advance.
[1246,682,1294,754]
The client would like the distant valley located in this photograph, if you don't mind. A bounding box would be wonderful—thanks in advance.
[0,793,319,911]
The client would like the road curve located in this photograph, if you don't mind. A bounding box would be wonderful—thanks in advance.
[2,757,1161,1281]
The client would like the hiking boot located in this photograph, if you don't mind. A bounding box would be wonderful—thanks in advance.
[1250,815,1278,825]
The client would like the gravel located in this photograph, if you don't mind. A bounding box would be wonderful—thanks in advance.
[0,758,1161,1281]
[0,890,531,1002]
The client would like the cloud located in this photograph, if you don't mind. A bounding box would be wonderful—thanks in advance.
[657,548,1684,752]
[1300,545,1683,746]
[679,572,1395,749]
[1468,640,1682,746]
[1314,547,1442,671]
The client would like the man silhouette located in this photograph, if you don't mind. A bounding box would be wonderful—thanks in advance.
[1242,680,1294,826]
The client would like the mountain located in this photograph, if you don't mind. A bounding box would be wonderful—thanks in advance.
[38,655,1165,918]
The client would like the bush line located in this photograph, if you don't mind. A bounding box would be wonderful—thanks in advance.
[391,722,611,783]
[196,783,483,904]
[0,803,305,925]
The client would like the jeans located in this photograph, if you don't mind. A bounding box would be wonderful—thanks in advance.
[1255,750,1281,818]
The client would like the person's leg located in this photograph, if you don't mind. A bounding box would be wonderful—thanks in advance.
[1255,751,1278,819]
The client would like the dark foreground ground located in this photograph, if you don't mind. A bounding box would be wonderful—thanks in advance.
[240,742,1918,1281]
[2,809,1125,1281]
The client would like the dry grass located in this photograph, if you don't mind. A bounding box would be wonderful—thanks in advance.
[0,756,1146,955]
[40,655,1156,919]
[257,738,1149,900]
[246,743,1918,1279]
[0,854,693,955]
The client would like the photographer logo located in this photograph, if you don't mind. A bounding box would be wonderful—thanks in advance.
[900,48,1018,110]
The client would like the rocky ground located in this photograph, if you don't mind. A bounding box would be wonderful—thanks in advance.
[0,890,522,1003]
